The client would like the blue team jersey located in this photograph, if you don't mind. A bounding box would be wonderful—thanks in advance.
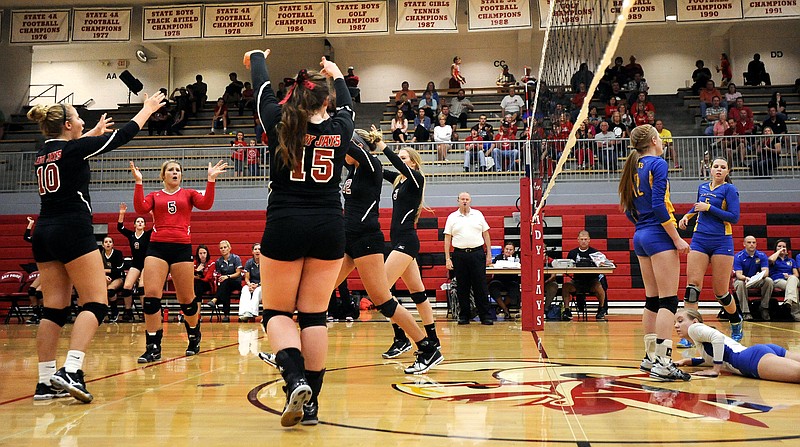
[770,256,797,282]
[684,182,740,236]
[626,155,676,229]
[733,249,769,277]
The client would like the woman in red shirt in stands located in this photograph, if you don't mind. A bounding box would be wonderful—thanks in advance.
[130,159,227,363]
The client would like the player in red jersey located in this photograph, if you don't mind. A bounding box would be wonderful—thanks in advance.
[130,159,227,363]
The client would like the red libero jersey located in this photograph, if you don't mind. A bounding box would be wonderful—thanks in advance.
[133,183,215,244]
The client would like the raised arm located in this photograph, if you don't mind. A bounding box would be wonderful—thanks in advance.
[191,161,228,211]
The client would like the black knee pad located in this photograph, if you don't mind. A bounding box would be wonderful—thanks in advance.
[262,309,294,330]
[659,295,679,314]
[42,306,70,327]
[35,290,43,300]
[376,298,399,318]
[143,297,162,315]
[107,289,117,299]
[410,291,428,305]
[644,296,660,313]
[82,302,109,326]
[298,311,328,329]
[28,287,36,297]
[119,288,133,298]
[181,300,199,316]
[716,293,733,306]
[684,285,700,304]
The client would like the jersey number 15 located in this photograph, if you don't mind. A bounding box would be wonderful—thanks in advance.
[290,148,335,183]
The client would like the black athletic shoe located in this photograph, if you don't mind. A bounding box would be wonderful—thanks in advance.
[186,335,201,356]
[561,308,573,321]
[404,349,444,375]
[34,382,70,401]
[50,368,93,403]
[138,344,162,363]
[650,362,691,382]
[382,338,412,359]
[300,401,319,426]
[281,379,312,427]
[258,352,279,370]
[595,309,608,320]
[26,315,41,325]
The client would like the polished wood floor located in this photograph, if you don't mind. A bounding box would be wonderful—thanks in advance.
[1,311,800,446]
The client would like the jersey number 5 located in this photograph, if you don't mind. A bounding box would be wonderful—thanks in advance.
[167,201,177,214]
[36,164,61,195]
[290,148,335,183]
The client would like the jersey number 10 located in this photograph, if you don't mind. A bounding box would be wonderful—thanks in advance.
[36,164,61,195]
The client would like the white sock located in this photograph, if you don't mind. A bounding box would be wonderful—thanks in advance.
[64,350,85,374]
[655,339,673,365]
[643,333,657,360]
[38,360,56,384]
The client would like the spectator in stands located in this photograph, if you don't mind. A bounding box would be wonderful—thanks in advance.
[192,74,208,116]
[239,243,262,323]
[425,81,440,104]
[550,86,573,114]
[691,60,713,96]
[194,244,215,300]
[502,113,519,137]
[440,105,459,131]
[634,92,656,115]
[168,88,189,136]
[724,83,742,107]
[594,120,616,170]
[744,53,771,86]
[570,82,588,121]
[767,240,800,321]
[491,122,520,171]
[604,96,619,119]
[344,67,360,103]
[700,81,725,122]
[655,119,678,169]
[575,120,596,169]
[391,109,408,143]
[411,108,431,142]
[394,80,417,103]
[433,115,453,161]
[418,90,438,122]
[703,96,726,135]
[762,106,788,148]
[633,102,650,128]
[751,127,782,176]
[223,72,244,106]
[396,92,415,121]
[488,242,521,320]
[472,114,494,151]
[571,63,593,94]
[625,55,644,80]
[715,53,732,87]
[501,86,525,123]
[100,237,124,322]
[496,64,516,88]
[449,89,474,129]
[733,236,774,321]
[607,56,629,86]
[450,56,466,89]
[209,98,229,135]
[246,139,261,177]
[231,131,247,177]
[607,111,629,169]
[768,92,789,121]
[626,72,649,105]
[587,106,602,131]
[609,81,626,106]
[276,81,288,102]
[239,82,254,116]
[148,88,171,136]
[464,127,486,172]
[646,111,656,126]
[735,107,755,136]
[729,97,753,122]
[561,230,608,320]
[208,240,242,323]
[618,103,634,129]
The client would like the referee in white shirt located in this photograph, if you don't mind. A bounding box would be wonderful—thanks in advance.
[444,192,494,325]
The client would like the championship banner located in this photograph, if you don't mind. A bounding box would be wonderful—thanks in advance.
[602,0,666,23]
[469,0,532,31]
[328,1,389,35]
[203,3,263,38]
[395,0,458,32]
[266,2,326,36]
[143,5,202,41]
[11,10,70,44]
[743,0,800,18]
[537,0,603,28]
[676,0,743,21]
[72,8,131,42]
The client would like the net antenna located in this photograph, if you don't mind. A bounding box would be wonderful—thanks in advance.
[528,0,638,220]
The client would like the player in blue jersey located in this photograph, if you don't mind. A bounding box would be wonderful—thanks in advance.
[618,124,691,381]
[673,309,800,382]
[678,157,742,344]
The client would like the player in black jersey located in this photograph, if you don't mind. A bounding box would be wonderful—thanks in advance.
[116,202,152,322]
[247,49,353,427]
[381,141,440,359]
[27,92,165,403]
[99,236,125,322]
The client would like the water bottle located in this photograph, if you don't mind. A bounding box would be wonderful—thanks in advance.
[163,306,169,323]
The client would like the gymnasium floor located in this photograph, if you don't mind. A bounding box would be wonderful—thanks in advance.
[1,312,799,446]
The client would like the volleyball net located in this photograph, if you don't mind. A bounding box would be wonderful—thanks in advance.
[520,0,637,331]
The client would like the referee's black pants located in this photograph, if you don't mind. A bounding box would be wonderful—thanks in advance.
[453,248,491,321]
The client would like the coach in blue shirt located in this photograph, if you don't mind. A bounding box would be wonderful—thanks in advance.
[733,236,773,321]
[767,239,800,322]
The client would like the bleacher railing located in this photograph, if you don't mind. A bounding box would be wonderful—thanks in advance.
[1,134,797,192]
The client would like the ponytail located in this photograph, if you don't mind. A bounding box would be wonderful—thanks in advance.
[276,69,329,171]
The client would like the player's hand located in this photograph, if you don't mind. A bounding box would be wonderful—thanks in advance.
[119,202,127,213]
[678,215,689,230]
[129,161,143,183]
[88,113,115,136]
[320,57,343,79]
[693,201,710,212]
[673,238,690,254]
[672,358,691,367]
[445,259,453,270]
[208,160,228,181]
[243,49,270,69]
[27,216,34,224]
[692,369,719,377]
[143,91,167,114]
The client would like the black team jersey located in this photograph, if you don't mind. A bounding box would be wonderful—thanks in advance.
[382,148,424,241]
[116,222,152,266]
[251,51,355,218]
[343,134,382,234]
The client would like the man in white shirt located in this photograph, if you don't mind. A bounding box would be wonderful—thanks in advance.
[594,121,616,171]
[500,87,525,123]
[444,192,494,325]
